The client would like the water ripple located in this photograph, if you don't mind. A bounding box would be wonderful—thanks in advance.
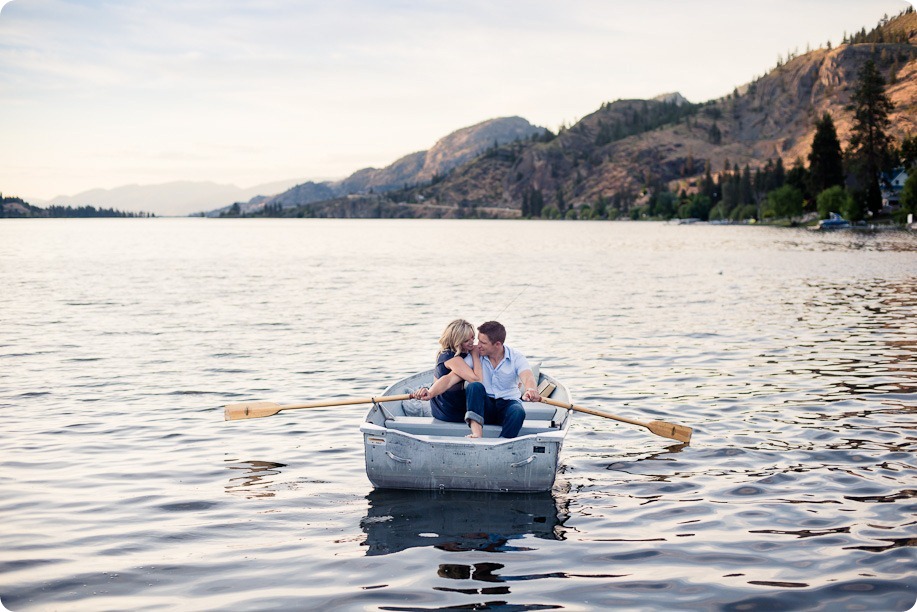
[0,219,915,611]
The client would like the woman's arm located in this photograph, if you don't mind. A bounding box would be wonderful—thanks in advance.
[444,348,481,383]
[412,371,463,400]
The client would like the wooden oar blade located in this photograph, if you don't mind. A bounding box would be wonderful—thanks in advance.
[224,401,283,421]
[647,420,693,444]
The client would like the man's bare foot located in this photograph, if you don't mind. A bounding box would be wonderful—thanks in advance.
[467,421,483,438]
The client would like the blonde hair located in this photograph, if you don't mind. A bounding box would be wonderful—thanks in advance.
[438,319,475,355]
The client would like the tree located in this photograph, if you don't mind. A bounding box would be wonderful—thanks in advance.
[721,165,740,214]
[816,185,852,219]
[766,185,804,219]
[847,60,894,215]
[541,204,560,219]
[740,165,754,206]
[708,122,722,145]
[897,172,917,221]
[774,157,786,188]
[700,160,716,201]
[678,194,712,220]
[807,112,845,194]
[840,192,865,222]
[786,158,810,202]
[521,188,544,218]
[898,134,917,169]
[653,191,677,219]
[555,188,567,217]
[593,195,608,219]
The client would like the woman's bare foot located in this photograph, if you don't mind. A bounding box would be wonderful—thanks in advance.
[467,421,483,438]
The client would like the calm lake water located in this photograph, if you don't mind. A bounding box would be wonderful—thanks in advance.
[1,218,915,611]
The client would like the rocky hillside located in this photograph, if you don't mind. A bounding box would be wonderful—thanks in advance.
[285,10,916,218]
[238,116,546,214]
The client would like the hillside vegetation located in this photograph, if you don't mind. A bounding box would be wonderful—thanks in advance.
[260,9,917,221]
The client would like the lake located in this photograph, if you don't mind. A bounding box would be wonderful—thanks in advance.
[0,218,915,611]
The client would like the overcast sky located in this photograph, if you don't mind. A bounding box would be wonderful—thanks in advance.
[1,0,912,201]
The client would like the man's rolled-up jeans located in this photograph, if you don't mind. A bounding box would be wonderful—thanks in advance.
[464,381,525,438]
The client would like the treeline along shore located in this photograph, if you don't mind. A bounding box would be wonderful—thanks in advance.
[0,196,154,219]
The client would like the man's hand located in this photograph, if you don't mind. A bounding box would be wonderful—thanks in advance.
[411,387,432,401]
[522,388,541,402]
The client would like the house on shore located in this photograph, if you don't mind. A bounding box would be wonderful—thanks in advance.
[881,167,909,212]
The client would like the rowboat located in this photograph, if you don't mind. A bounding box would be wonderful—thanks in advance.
[226,368,689,486]
[359,368,571,492]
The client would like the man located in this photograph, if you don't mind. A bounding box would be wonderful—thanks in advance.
[464,321,540,439]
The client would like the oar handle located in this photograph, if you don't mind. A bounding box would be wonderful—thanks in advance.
[540,397,693,444]
[278,394,412,412]
[224,393,412,421]
[540,397,646,427]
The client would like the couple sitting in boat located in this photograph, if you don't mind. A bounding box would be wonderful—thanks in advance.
[410,319,541,439]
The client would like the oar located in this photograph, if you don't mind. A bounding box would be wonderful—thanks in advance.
[224,394,411,421]
[540,397,692,444]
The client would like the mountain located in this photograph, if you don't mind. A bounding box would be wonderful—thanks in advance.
[416,13,917,215]
[274,9,917,219]
[653,92,689,106]
[227,116,547,214]
[47,178,306,217]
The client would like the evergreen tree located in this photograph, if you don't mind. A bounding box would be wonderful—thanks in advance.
[700,160,716,201]
[555,188,567,217]
[807,112,845,194]
[753,167,765,203]
[532,189,544,218]
[522,188,544,218]
[593,195,608,219]
[740,165,754,205]
[774,157,786,188]
[708,122,722,145]
[786,158,810,201]
[847,60,894,215]
[721,167,739,214]
[898,134,917,169]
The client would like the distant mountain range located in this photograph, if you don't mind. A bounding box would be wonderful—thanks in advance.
[43,178,308,217]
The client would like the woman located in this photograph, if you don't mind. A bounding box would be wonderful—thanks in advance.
[411,319,482,428]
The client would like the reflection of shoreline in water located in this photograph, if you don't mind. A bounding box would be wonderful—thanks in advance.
[361,489,567,556]
[224,459,287,498]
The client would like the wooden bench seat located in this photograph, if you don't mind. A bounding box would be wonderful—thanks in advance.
[385,416,559,438]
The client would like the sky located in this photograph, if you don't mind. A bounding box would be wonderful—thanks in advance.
[1,0,913,201]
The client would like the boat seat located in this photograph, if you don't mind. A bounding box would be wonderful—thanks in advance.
[522,404,560,420]
[385,416,558,438]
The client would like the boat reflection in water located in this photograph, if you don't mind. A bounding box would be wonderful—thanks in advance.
[224,459,287,499]
[360,489,566,556]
